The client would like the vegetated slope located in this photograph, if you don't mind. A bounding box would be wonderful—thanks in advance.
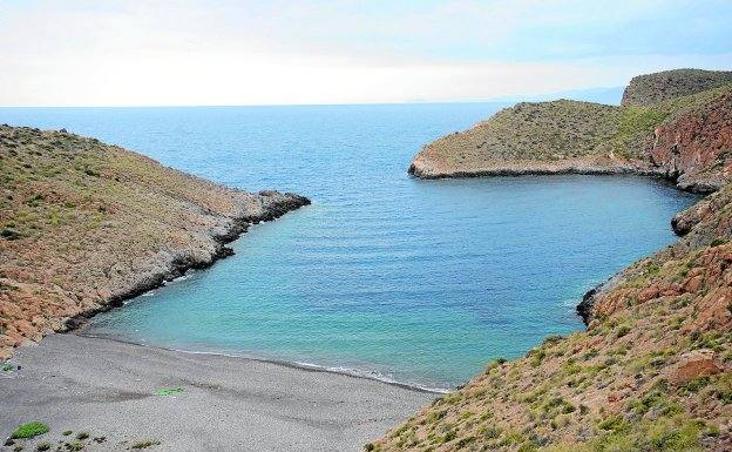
[409,71,732,193]
[0,126,309,359]
[622,69,732,107]
[374,179,731,452]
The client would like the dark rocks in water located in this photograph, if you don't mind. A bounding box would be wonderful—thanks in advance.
[576,287,598,325]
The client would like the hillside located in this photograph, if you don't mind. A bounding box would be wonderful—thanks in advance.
[622,69,732,107]
[376,70,732,450]
[0,126,309,359]
[409,79,732,193]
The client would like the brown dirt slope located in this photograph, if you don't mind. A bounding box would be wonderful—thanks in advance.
[0,125,309,359]
[622,69,732,107]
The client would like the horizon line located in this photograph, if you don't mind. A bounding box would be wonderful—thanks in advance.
[0,86,625,109]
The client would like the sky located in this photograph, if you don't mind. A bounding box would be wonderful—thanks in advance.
[1,0,731,106]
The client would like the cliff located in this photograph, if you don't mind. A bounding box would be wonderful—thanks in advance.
[375,70,732,450]
[0,125,309,359]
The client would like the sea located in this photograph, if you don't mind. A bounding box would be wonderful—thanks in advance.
[0,103,699,391]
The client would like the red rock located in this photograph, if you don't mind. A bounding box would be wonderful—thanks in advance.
[638,285,660,302]
[684,275,704,293]
[668,350,724,386]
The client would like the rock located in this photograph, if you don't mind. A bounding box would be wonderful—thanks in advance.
[684,275,704,293]
[668,350,723,386]
[638,284,660,302]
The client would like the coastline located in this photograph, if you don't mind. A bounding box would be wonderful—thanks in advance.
[375,70,731,449]
[60,193,311,333]
[0,333,434,451]
[76,330,449,395]
[408,159,721,195]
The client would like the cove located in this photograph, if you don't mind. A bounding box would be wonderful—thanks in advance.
[0,104,700,390]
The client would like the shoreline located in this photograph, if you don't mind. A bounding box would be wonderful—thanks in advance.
[59,193,311,333]
[1,333,434,451]
[407,158,722,195]
[76,331,449,395]
[409,163,713,325]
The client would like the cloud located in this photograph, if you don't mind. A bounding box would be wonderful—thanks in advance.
[0,0,730,106]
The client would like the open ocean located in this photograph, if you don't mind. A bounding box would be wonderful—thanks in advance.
[0,104,699,390]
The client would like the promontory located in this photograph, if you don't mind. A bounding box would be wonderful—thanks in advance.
[0,126,309,359]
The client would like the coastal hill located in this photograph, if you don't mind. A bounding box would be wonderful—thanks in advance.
[374,70,731,450]
[0,126,309,359]
[622,69,732,107]
[408,69,732,194]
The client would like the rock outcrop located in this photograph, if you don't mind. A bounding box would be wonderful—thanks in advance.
[0,126,309,359]
[374,69,732,451]
[647,89,732,193]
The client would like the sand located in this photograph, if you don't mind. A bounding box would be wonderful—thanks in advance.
[0,334,434,451]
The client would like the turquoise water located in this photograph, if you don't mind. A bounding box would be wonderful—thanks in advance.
[0,105,698,390]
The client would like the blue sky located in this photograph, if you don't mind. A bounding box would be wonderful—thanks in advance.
[1,0,730,106]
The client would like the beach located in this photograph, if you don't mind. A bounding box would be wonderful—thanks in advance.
[0,334,434,451]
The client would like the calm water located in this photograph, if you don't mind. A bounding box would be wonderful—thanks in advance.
[0,104,698,390]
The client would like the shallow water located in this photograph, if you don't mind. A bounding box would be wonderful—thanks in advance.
[0,104,699,390]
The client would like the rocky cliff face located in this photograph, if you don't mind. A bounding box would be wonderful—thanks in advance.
[647,90,732,193]
[622,69,732,107]
[375,70,732,451]
[0,126,309,359]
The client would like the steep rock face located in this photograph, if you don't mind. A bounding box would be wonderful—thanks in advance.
[622,69,732,107]
[647,91,732,193]
[0,126,309,359]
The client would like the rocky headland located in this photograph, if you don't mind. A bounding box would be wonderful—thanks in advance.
[374,69,732,450]
[0,125,309,360]
[408,68,732,194]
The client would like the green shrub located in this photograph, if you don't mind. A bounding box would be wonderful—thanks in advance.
[597,415,630,433]
[131,439,161,449]
[615,324,631,338]
[154,387,183,396]
[11,421,49,439]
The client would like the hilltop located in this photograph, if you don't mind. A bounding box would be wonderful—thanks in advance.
[622,69,732,107]
[0,126,309,359]
[375,69,732,450]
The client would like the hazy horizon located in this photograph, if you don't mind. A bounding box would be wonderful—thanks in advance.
[2,1,731,107]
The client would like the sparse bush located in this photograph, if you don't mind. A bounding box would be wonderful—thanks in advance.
[11,421,49,439]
